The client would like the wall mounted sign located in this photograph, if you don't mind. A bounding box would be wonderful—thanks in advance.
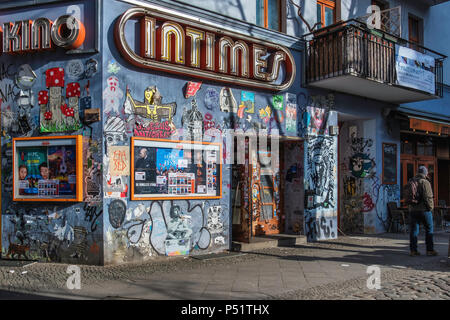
[1,14,86,54]
[382,143,397,185]
[114,7,296,91]
[131,137,222,200]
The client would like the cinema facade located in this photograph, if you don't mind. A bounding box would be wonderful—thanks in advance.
[0,0,447,265]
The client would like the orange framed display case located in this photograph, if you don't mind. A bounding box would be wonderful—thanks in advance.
[12,135,83,202]
[131,137,222,201]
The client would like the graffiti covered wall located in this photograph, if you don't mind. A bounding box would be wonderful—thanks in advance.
[303,95,338,241]
[339,120,400,234]
[0,1,104,264]
[100,0,304,262]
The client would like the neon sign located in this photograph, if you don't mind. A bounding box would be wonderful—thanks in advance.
[1,15,86,54]
[115,7,296,91]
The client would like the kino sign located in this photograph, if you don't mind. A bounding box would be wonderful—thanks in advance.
[1,15,85,53]
[115,7,296,91]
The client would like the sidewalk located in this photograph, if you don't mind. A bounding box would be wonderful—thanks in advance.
[0,232,448,300]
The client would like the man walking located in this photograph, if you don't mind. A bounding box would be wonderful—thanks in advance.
[409,166,438,256]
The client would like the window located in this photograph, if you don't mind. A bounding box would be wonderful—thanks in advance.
[257,0,282,31]
[408,15,423,50]
[317,0,336,29]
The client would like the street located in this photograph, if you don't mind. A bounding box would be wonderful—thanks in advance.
[0,232,448,300]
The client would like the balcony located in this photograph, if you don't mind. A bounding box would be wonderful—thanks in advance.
[302,20,446,104]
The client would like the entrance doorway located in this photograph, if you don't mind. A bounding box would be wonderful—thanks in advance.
[400,134,440,206]
[231,137,300,243]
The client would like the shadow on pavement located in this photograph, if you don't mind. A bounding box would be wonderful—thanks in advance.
[0,290,64,300]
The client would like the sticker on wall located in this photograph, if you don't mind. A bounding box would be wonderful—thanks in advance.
[184,81,202,98]
[66,60,85,80]
[259,106,272,124]
[109,146,130,176]
[204,88,219,111]
[103,76,124,114]
[305,106,326,136]
[108,60,121,74]
[240,91,255,113]
[39,67,82,133]
[219,87,238,113]
[84,142,102,202]
[181,98,203,140]
[84,59,98,78]
[105,175,127,192]
[207,206,224,235]
[272,95,284,110]
[104,115,127,147]
[285,100,297,133]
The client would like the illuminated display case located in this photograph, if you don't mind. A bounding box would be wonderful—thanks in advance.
[13,135,83,202]
[131,137,222,200]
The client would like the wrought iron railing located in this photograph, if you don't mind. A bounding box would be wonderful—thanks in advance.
[302,20,446,98]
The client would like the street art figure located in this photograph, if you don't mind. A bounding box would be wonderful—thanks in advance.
[124,86,177,138]
[103,76,124,114]
[39,67,82,132]
[204,88,219,110]
[207,206,224,235]
[13,64,37,136]
[104,116,127,147]
[350,152,375,178]
[305,136,336,209]
[219,87,238,113]
[182,98,203,141]
[165,205,192,256]
[124,86,176,121]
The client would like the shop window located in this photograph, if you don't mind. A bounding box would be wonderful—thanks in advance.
[401,139,414,155]
[131,137,222,200]
[257,0,283,31]
[13,135,83,202]
[417,138,434,156]
[317,0,336,29]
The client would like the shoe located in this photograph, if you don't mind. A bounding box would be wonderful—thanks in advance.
[410,251,421,256]
[426,251,438,256]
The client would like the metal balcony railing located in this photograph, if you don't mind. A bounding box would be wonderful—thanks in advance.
[302,20,446,98]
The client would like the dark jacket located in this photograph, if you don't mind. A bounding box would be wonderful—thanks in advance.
[410,173,434,212]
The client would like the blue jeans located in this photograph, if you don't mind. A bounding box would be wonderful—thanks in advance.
[409,210,434,252]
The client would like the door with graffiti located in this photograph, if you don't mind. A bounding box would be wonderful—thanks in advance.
[251,148,282,236]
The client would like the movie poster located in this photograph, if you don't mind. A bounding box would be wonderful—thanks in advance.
[133,140,221,199]
[17,145,77,197]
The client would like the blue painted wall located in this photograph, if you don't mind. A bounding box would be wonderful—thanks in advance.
[0,0,104,264]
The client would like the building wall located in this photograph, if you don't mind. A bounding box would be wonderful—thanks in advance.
[0,0,104,264]
[101,0,305,263]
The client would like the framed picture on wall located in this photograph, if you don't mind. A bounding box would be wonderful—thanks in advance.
[12,135,83,202]
[131,137,222,200]
[382,142,397,185]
